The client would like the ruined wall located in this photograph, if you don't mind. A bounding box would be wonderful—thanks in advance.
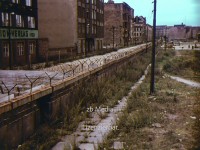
[104,3,123,47]
[167,26,200,41]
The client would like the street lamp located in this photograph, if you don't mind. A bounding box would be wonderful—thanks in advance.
[8,12,14,70]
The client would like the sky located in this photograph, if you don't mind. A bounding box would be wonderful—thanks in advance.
[107,0,200,26]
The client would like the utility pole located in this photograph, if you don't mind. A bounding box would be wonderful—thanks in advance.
[150,0,157,94]
[164,26,167,51]
[164,35,167,51]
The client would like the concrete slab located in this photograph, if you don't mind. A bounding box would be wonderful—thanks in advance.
[52,142,72,150]
[79,143,95,150]
[113,141,125,149]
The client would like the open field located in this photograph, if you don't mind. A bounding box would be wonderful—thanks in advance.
[99,48,200,149]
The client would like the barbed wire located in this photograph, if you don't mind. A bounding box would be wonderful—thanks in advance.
[0,43,151,102]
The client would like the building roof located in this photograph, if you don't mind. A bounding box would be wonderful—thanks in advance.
[134,16,146,24]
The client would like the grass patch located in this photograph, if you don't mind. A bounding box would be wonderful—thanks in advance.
[162,50,200,82]
[16,49,151,150]
[192,50,200,149]
[99,48,198,149]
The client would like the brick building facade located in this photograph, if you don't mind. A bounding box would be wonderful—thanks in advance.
[77,0,104,54]
[0,0,38,69]
[133,16,147,45]
[38,0,104,60]
[104,0,134,48]
[146,24,153,42]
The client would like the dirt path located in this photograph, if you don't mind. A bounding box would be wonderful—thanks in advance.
[169,75,200,88]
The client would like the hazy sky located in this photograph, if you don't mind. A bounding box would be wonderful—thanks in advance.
[107,0,200,26]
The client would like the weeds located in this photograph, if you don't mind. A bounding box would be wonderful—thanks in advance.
[17,50,151,150]
[100,48,198,149]
[192,50,200,149]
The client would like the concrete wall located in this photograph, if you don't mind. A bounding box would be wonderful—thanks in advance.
[0,44,151,149]
[38,0,77,49]
[0,101,40,148]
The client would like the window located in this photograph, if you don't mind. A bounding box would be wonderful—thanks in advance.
[12,0,19,3]
[26,0,32,6]
[1,13,9,26]
[29,42,35,54]
[3,43,9,57]
[16,15,24,27]
[28,16,35,28]
[17,42,24,56]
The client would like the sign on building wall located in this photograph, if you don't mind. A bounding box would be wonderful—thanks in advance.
[0,28,38,39]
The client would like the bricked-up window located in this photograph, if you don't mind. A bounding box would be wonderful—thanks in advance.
[82,24,85,34]
[26,0,32,6]
[16,15,24,27]
[94,25,96,34]
[78,6,81,17]
[17,42,24,56]
[29,41,35,54]
[92,25,94,34]
[87,24,90,34]
[3,43,9,57]
[92,10,94,19]
[78,23,81,34]
[86,10,90,19]
[28,16,35,28]
[12,0,20,3]
[1,12,9,26]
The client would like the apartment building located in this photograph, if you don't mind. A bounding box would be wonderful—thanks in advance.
[0,0,38,69]
[156,25,167,40]
[78,0,104,54]
[104,0,134,48]
[38,0,104,59]
[133,16,147,45]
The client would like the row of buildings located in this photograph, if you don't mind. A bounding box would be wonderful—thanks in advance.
[156,23,200,42]
[0,0,152,69]
[104,2,152,48]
